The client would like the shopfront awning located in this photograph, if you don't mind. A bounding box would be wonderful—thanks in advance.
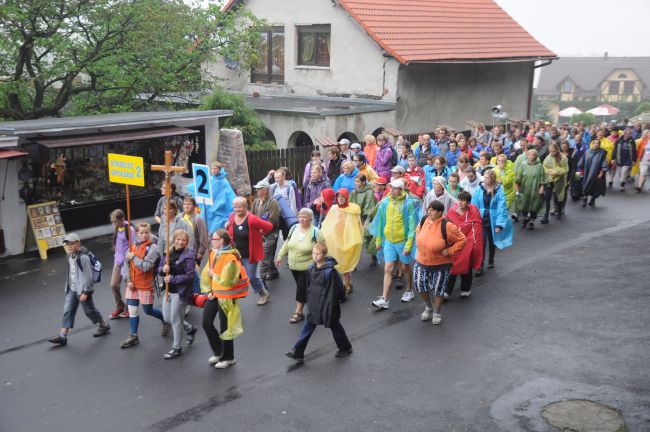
[33,127,200,149]
[0,150,29,159]
[314,136,338,147]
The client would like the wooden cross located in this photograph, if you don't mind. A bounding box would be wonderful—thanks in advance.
[151,150,187,300]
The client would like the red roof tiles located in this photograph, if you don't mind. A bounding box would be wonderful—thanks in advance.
[338,0,556,64]
[224,0,556,64]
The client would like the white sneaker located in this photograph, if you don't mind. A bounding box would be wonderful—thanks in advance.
[257,289,270,306]
[460,291,471,298]
[208,356,221,364]
[421,308,433,321]
[431,314,442,325]
[214,359,237,369]
[372,296,389,309]
[400,290,415,302]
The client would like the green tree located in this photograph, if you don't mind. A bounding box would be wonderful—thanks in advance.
[532,99,553,122]
[569,112,597,126]
[634,102,650,116]
[200,86,275,150]
[0,0,264,120]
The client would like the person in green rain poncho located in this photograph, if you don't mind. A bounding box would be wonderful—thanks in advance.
[514,149,547,230]
[541,142,569,223]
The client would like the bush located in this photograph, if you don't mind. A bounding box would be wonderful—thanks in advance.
[569,112,597,126]
[200,87,274,150]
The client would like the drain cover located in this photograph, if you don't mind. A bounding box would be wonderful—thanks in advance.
[541,399,626,432]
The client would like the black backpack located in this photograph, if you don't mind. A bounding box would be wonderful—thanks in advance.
[390,146,398,166]
[419,216,450,246]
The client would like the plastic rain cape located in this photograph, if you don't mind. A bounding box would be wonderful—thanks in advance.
[320,203,363,273]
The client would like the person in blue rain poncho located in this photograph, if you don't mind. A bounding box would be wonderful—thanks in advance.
[186,161,236,234]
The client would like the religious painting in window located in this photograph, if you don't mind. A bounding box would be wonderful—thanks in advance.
[297,25,331,67]
[251,27,285,84]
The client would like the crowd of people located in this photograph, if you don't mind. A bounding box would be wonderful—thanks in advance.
[48,120,650,367]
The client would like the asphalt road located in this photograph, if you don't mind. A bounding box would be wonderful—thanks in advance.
[1,191,649,432]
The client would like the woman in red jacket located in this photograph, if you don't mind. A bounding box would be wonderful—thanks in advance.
[444,191,484,298]
[227,197,273,305]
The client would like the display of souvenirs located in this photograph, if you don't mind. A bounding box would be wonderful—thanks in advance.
[28,137,184,208]
[27,201,67,260]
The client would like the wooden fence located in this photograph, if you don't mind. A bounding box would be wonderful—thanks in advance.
[246,146,318,189]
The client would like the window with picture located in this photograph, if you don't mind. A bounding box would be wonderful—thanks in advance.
[297,25,331,67]
[251,27,285,84]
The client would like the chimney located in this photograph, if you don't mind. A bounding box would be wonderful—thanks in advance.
[604,52,609,60]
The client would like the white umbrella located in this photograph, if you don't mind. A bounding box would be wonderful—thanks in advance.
[558,106,583,117]
[587,104,620,116]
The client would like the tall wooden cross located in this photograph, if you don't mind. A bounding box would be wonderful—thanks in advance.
[151,150,187,300]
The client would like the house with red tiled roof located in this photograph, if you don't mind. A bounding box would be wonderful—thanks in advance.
[217,0,556,147]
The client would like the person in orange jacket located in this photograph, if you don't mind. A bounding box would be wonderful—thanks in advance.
[120,223,166,348]
[413,200,466,325]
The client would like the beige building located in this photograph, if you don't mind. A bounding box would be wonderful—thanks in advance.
[536,54,650,104]
[217,0,555,148]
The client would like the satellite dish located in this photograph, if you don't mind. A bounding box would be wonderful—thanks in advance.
[491,105,503,115]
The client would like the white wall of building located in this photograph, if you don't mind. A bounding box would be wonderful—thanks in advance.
[221,0,400,102]
[259,110,396,150]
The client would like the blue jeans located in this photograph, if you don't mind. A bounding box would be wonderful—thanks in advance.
[61,289,103,329]
[241,258,265,294]
[293,320,351,355]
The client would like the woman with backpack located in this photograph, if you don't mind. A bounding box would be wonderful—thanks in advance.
[276,208,324,324]
[471,169,513,276]
[413,201,466,325]
[109,209,135,320]
[373,134,396,182]
[120,222,166,348]
[200,229,249,369]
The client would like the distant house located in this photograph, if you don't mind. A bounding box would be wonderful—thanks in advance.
[218,0,556,148]
[536,54,650,104]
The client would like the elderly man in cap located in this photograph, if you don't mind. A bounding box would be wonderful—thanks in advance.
[350,142,362,157]
[338,138,352,160]
[251,179,282,281]
[48,233,110,346]
[369,178,418,308]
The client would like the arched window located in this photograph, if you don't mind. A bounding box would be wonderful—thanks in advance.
[288,131,313,148]
[617,73,628,79]
[337,132,359,144]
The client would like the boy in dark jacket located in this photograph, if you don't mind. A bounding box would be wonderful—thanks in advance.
[285,242,352,362]
[48,233,110,346]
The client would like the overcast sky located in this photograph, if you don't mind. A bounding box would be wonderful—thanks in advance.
[494,0,650,57]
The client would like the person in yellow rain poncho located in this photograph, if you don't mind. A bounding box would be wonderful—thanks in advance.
[320,188,363,297]
[494,154,516,209]
[590,129,614,164]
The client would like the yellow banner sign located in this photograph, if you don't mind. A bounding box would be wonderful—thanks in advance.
[108,153,144,187]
